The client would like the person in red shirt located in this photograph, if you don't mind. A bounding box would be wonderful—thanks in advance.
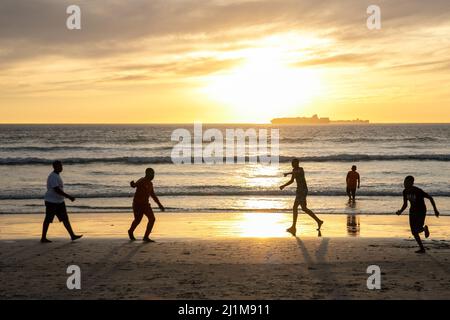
[346,165,360,202]
[128,168,165,242]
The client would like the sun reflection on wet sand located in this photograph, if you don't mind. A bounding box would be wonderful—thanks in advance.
[235,212,287,238]
[1,212,450,240]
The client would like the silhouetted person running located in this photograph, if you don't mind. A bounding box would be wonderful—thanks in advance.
[346,165,360,202]
[280,159,323,236]
[128,168,165,242]
[41,161,82,243]
[396,176,440,254]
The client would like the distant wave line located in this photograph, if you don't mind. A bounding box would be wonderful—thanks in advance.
[2,190,450,200]
[1,154,450,165]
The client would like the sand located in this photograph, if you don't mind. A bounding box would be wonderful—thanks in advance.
[0,212,449,300]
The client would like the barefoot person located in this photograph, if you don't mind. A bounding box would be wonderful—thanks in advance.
[396,176,440,254]
[128,168,165,242]
[280,159,323,236]
[41,161,82,243]
[346,165,360,202]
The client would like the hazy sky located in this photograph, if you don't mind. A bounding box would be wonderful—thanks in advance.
[1,0,450,123]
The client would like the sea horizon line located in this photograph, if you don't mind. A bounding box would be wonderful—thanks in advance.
[1,122,450,126]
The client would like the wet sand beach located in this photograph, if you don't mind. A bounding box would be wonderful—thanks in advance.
[1,213,449,300]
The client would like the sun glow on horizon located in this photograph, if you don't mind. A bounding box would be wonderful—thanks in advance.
[2,1,450,125]
[201,39,324,123]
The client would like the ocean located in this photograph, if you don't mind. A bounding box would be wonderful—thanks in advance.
[0,124,449,215]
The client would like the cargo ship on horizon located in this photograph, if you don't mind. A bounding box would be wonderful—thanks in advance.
[271,114,370,125]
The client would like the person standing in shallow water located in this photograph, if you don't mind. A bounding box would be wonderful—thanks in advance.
[41,161,82,243]
[128,168,165,242]
[346,165,360,202]
[396,176,440,254]
[280,159,324,236]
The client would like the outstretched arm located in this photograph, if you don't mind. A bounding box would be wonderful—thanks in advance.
[283,171,293,177]
[396,192,408,215]
[425,193,440,217]
[280,175,295,190]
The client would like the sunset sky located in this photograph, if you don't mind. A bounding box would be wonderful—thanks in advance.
[1,0,450,123]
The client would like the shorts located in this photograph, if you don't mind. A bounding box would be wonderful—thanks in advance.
[295,191,308,202]
[133,202,154,220]
[44,201,68,223]
[409,213,426,234]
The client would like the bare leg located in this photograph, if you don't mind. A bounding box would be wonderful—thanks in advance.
[292,199,299,228]
[287,199,299,236]
[128,215,142,240]
[41,221,51,243]
[300,199,323,230]
[63,219,82,241]
[424,225,430,238]
[412,231,425,253]
[143,214,156,241]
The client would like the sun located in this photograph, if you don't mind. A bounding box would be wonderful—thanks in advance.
[202,46,323,122]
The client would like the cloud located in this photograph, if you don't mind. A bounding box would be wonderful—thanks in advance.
[1,0,449,67]
[100,57,243,83]
[1,0,450,101]
[293,54,378,68]
[385,59,450,74]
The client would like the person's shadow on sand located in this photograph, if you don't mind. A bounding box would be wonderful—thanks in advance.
[287,228,322,237]
[295,237,348,298]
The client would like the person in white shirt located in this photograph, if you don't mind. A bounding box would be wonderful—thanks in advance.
[41,160,82,243]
